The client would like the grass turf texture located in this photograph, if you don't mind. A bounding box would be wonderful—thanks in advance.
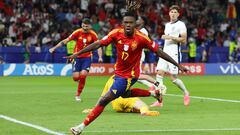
[0,75,240,135]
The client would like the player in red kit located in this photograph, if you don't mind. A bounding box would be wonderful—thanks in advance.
[66,11,188,135]
[49,18,103,101]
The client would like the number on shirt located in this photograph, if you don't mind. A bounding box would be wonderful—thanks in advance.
[121,52,129,61]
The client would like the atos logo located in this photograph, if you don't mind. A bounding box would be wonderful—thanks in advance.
[23,64,54,75]
[220,64,240,74]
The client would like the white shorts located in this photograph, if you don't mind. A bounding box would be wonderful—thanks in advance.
[156,54,179,75]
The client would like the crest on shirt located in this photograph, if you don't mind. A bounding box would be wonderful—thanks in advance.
[124,44,129,51]
[131,41,137,51]
[78,36,82,40]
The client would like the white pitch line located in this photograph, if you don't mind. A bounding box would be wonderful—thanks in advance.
[1,95,239,135]
[166,94,240,103]
[83,94,240,134]
[0,115,65,135]
[84,128,240,133]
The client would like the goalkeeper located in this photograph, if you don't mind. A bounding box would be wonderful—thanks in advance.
[82,76,160,116]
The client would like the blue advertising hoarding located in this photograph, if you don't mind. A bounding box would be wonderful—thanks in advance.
[205,63,240,75]
[1,63,240,76]
[0,64,3,76]
[3,64,72,76]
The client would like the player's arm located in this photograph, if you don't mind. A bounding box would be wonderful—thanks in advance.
[66,40,101,59]
[97,47,103,62]
[162,23,187,44]
[143,38,188,72]
[172,32,187,44]
[141,35,186,72]
[49,38,69,53]
[50,29,80,53]
[156,48,188,72]
[67,29,115,59]
[161,33,187,44]
[91,30,103,62]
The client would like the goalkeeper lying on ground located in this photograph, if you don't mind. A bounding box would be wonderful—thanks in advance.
[83,76,160,116]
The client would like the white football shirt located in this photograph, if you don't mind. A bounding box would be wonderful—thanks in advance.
[156,20,187,74]
[163,20,186,55]
[140,27,148,62]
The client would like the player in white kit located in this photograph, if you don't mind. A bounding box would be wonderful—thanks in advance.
[151,5,190,107]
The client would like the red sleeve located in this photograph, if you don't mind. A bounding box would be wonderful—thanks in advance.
[143,38,158,53]
[91,31,98,41]
[100,30,115,46]
[93,34,98,41]
[67,30,79,41]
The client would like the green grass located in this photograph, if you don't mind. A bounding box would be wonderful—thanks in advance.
[0,76,240,135]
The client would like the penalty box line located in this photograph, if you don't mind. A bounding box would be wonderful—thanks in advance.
[0,114,65,135]
[1,95,239,134]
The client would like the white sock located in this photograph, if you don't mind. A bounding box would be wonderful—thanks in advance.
[138,80,153,87]
[172,79,189,95]
[77,123,86,130]
[156,74,163,85]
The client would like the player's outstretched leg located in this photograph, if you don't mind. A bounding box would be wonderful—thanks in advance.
[150,85,166,107]
[75,75,87,101]
[184,94,190,106]
[150,101,163,107]
[132,99,160,116]
[139,104,160,116]
[151,88,163,104]
[126,88,163,105]
[141,111,160,116]
[70,91,116,134]
[172,78,190,106]
[70,126,83,135]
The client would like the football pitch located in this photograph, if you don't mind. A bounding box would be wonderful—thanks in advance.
[0,75,240,135]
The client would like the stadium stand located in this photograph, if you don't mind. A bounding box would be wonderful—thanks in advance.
[0,0,240,63]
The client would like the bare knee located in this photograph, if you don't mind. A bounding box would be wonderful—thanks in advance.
[81,70,88,76]
[72,74,80,81]
[156,70,165,76]
[98,92,116,106]
[72,70,88,81]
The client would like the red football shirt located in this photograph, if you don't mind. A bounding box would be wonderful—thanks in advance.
[67,28,98,58]
[100,28,158,78]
